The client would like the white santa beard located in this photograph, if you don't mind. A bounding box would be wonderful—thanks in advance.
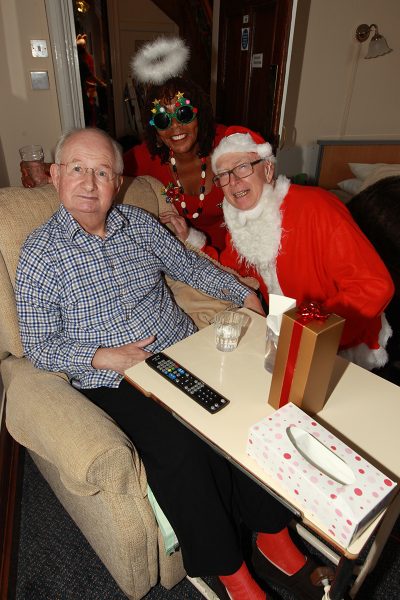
[223,175,290,294]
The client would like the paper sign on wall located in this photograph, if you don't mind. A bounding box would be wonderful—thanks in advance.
[252,53,263,68]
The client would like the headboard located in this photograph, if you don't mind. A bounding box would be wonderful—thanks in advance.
[315,140,400,190]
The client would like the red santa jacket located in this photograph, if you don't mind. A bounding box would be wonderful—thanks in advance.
[204,180,394,368]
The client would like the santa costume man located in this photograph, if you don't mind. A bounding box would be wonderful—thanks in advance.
[178,125,394,370]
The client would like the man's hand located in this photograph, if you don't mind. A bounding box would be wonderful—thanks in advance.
[92,335,155,375]
[20,161,52,188]
[159,208,189,242]
[243,292,265,316]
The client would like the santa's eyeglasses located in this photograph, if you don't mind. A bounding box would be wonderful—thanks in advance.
[212,158,265,188]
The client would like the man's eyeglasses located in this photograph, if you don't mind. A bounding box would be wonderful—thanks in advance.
[150,104,197,130]
[58,162,118,183]
[212,158,265,188]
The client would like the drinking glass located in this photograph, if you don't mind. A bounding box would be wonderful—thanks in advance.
[19,145,48,187]
[214,311,247,352]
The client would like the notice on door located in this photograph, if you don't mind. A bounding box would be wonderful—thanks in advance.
[251,53,263,68]
[241,28,250,51]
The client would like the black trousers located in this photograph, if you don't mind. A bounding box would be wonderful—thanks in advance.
[82,380,292,576]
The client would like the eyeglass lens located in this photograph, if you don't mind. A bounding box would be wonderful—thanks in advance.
[214,162,258,187]
[63,162,114,182]
[153,105,196,130]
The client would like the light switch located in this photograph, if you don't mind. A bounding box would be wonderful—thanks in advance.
[30,71,49,90]
[31,40,48,58]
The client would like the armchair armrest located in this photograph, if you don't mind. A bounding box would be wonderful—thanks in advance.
[3,356,148,497]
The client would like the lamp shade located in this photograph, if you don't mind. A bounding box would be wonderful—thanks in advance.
[365,33,393,59]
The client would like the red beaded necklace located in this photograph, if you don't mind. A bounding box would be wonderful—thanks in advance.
[167,150,207,219]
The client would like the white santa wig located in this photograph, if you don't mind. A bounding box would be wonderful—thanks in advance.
[131,36,190,85]
[211,125,274,172]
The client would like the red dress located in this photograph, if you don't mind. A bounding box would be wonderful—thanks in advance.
[123,125,227,250]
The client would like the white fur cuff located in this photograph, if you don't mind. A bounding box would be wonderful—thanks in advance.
[186,227,207,249]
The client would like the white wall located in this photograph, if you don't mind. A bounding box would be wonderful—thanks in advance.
[277,0,400,179]
[0,0,61,187]
[1,0,399,186]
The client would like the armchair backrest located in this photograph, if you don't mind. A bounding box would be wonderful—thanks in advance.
[0,176,162,360]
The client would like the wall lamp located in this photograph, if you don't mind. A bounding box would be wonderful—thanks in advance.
[355,24,392,59]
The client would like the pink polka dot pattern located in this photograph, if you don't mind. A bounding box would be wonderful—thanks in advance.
[247,403,396,548]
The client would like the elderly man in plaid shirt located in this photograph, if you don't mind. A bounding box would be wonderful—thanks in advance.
[15,128,331,600]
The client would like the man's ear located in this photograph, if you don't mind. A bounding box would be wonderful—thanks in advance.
[50,163,60,191]
[115,175,123,195]
[265,161,275,184]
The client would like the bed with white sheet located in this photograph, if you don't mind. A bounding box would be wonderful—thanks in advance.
[315,139,400,202]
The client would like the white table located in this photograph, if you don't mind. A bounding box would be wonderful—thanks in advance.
[125,309,400,599]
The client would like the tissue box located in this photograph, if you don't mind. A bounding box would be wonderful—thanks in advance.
[247,403,397,546]
[268,304,345,413]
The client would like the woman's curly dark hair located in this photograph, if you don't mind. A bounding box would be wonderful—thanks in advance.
[142,76,216,163]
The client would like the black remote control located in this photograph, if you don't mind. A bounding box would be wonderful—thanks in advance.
[145,352,230,414]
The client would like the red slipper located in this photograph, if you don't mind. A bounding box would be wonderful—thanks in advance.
[252,544,334,600]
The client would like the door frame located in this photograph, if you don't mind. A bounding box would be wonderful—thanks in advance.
[45,0,84,132]
[278,0,297,145]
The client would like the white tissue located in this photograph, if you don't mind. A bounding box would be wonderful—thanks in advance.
[266,294,296,335]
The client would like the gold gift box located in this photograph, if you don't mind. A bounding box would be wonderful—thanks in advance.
[268,306,345,414]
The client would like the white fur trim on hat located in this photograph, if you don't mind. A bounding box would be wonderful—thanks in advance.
[212,132,273,172]
[131,36,190,85]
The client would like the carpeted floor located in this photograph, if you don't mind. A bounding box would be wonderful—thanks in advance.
[14,452,400,600]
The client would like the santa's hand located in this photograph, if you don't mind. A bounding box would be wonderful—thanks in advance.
[159,209,189,241]
[243,292,265,316]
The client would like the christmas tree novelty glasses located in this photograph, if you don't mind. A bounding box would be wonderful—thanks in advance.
[149,92,198,130]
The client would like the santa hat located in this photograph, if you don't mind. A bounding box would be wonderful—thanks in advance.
[211,126,274,172]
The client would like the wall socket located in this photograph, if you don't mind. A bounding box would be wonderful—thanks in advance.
[30,71,49,90]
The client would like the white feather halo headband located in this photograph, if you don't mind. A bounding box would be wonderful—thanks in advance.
[131,36,190,85]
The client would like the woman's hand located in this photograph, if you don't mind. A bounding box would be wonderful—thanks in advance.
[159,206,189,242]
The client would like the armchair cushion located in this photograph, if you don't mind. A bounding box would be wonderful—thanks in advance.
[3,356,148,497]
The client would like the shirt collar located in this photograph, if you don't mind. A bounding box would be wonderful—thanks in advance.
[56,203,129,240]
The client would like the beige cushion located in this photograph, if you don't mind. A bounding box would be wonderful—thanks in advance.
[3,356,148,497]
[0,184,59,358]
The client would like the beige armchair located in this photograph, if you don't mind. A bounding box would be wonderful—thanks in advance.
[0,177,187,599]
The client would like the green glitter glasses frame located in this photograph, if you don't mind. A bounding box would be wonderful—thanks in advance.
[149,93,198,130]
[212,158,265,188]
[58,162,118,183]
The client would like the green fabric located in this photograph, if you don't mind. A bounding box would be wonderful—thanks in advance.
[147,486,179,555]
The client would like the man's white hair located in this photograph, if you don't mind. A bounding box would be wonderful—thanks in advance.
[54,128,124,175]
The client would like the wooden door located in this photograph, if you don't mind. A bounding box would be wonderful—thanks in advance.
[217,0,293,149]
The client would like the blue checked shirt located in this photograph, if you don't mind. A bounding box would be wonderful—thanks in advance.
[16,204,250,388]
